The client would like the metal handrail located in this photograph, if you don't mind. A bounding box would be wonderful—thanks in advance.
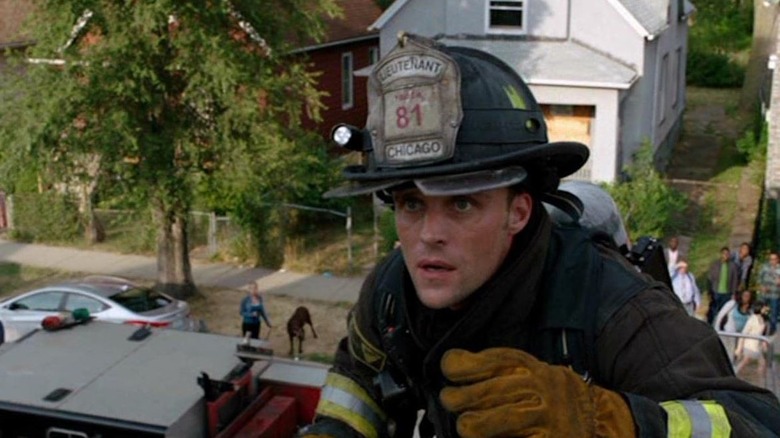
[717,330,777,393]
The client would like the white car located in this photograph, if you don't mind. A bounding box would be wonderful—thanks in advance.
[0,275,201,342]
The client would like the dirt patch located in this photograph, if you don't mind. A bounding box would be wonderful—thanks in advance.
[188,287,352,363]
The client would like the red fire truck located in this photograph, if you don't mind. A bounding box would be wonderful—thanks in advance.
[0,319,328,437]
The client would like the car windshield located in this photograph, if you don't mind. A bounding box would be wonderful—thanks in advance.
[109,287,172,313]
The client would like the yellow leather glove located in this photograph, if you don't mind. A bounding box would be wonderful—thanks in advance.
[439,348,636,438]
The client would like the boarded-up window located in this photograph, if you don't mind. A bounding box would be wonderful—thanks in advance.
[541,104,594,180]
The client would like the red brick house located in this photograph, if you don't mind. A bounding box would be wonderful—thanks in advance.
[295,0,383,139]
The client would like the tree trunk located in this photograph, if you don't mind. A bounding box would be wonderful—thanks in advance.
[83,207,105,244]
[74,153,105,244]
[740,0,778,111]
[79,185,105,244]
[153,200,196,299]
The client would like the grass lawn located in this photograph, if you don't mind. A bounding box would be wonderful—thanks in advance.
[0,263,83,297]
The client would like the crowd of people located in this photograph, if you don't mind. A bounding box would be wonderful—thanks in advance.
[666,238,776,378]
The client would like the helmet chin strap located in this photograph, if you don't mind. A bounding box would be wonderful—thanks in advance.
[541,190,584,223]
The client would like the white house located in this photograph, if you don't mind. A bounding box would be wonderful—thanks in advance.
[370,0,694,182]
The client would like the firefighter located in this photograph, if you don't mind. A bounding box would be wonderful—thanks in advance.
[301,34,780,437]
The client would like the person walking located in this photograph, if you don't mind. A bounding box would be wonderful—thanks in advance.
[758,251,780,334]
[670,260,701,317]
[301,34,780,437]
[239,282,271,339]
[706,246,739,324]
[734,302,771,377]
[665,236,682,274]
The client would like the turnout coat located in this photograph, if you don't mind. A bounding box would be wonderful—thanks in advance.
[306,212,780,437]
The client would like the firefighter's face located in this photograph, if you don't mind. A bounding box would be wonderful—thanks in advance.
[393,187,532,309]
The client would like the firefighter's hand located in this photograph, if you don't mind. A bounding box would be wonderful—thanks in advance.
[439,348,636,438]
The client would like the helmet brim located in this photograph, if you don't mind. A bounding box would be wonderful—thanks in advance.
[325,141,589,198]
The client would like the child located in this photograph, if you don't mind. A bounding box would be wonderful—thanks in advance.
[734,301,771,377]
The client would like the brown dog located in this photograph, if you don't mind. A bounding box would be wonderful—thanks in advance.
[287,306,317,357]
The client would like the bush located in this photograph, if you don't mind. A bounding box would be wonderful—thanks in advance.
[10,192,81,243]
[686,47,745,88]
[606,142,687,238]
[736,121,768,163]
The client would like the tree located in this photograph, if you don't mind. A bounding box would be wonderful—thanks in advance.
[740,0,776,110]
[686,0,753,87]
[0,0,341,298]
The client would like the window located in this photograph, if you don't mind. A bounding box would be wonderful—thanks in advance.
[487,0,526,34]
[369,47,379,65]
[12,292,64,311]
[672,48,682,108]
[342,52,354,109]
[657,53,669,125]
[110,287,172,313]
[65,293,108,314]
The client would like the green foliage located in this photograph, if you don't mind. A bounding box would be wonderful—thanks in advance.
[736,121,768,163]
[96,208,157,254]
[0,1,343,281]
[200,129,345,267]
[10,193,81,243]
[378,207,398,256]
[686,47,745,88]
[686,0,753,87]
[690,0,753,54]
[606,143,687,238]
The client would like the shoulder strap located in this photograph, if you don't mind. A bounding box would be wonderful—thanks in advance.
[374,250,406,341]
[371,251,421,398]
[541,225,647,381]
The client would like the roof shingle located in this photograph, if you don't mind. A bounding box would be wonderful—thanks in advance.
[321,0,383,43]
[0,0,35,46]
[616,0,669,36]
[439,37,638,89]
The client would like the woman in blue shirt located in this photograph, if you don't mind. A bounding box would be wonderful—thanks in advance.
[717,289,754,333]
[239,282,272,339]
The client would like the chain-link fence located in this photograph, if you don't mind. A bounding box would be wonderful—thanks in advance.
[717,331,777,395]
[188,211,246,261]
[4,193,358,268]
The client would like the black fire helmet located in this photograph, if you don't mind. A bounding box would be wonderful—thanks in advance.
[324,33,589,199]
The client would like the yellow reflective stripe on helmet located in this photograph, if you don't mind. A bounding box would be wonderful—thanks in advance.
[315,372,386,438]
[661,400,732,438]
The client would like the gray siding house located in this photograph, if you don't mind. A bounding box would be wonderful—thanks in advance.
[370,0,694,182]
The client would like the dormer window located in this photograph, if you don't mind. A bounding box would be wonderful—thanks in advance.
[486,0,526,34]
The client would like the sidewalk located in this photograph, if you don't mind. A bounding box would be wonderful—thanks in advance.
[0,238,364,304]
